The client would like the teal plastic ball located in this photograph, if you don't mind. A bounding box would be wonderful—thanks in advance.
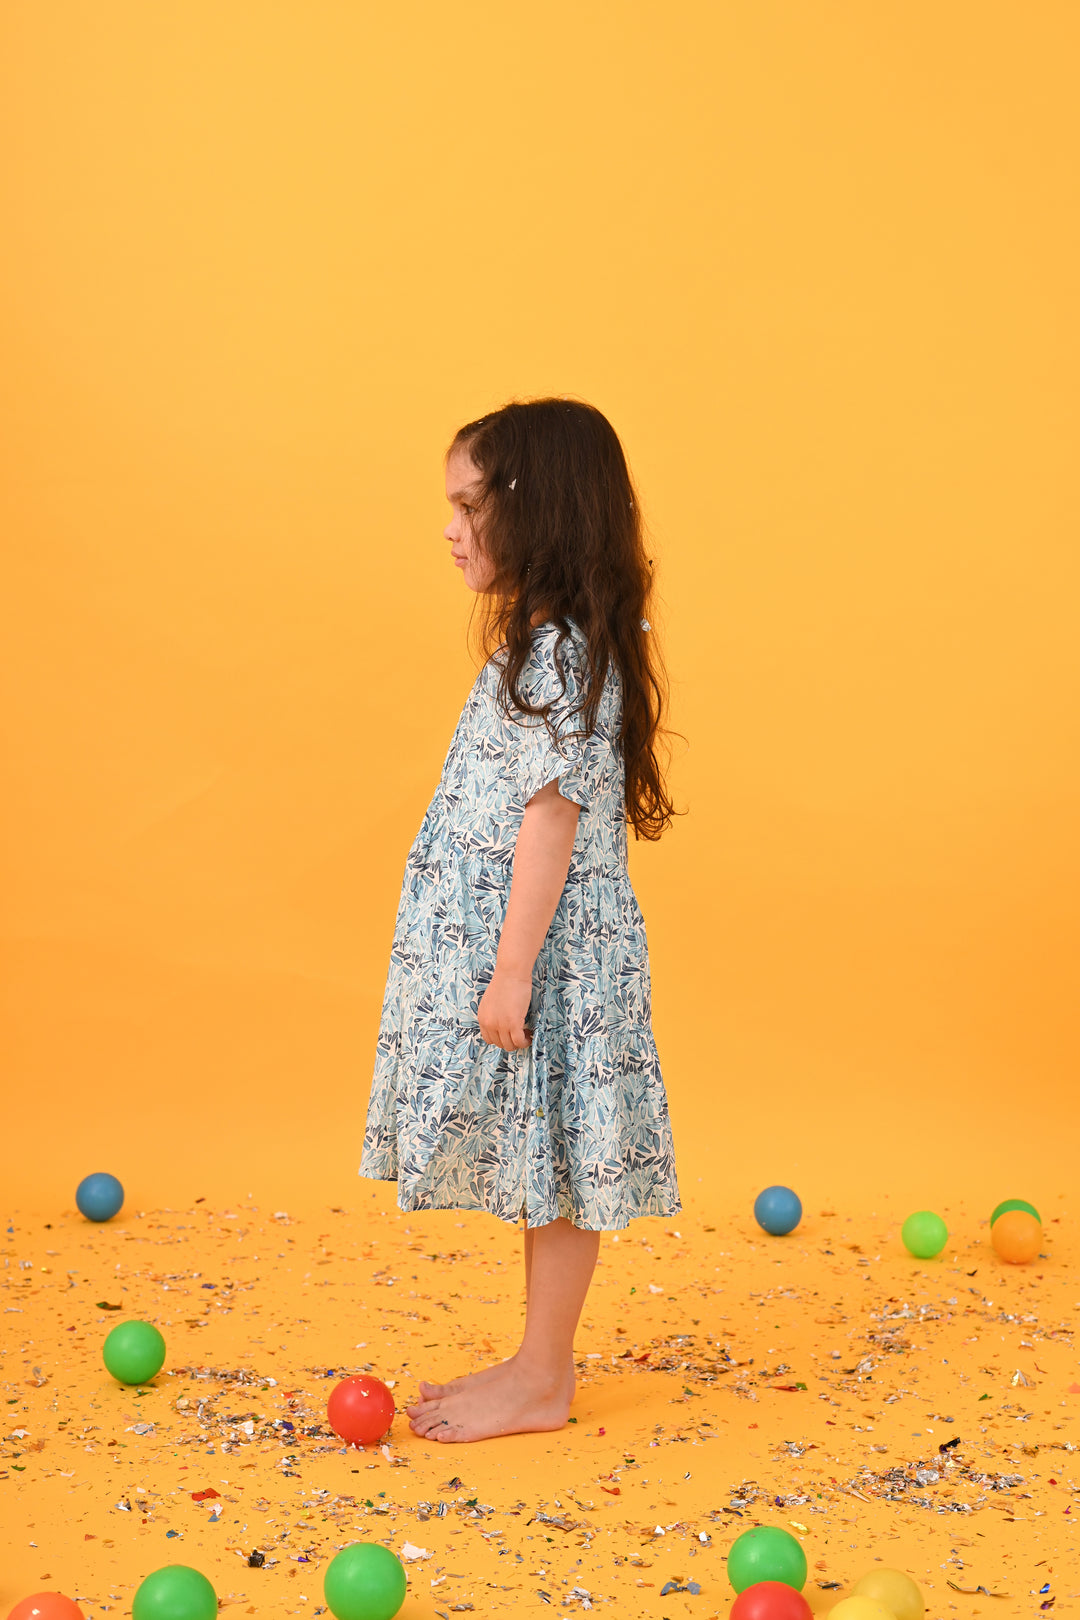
[901,1210,948,1259]
[324,1543,407,1620]
[753,1185,802,1235]
[132,1566,217,1620]
[103,1319,166,1385]
[76,1172,124,1222]
[727,1526,808,1594]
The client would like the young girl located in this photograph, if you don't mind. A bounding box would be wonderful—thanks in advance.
[359,396,683,1443]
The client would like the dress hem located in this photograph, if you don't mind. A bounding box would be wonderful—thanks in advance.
[356,1167,682,1233]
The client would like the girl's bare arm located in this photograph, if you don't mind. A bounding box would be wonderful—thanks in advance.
[497,776,580,977]
[480,777,580,1048]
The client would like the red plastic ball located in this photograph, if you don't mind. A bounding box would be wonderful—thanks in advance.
[731,1582,814,1620]
[8,1596,86,1620]
[326,1374,396,1446]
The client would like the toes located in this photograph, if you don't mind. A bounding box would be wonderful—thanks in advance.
[409,1399,462,1441]
[411,1401,456,1439]
[408,1378,459,1411]
[428,1376,469,1398]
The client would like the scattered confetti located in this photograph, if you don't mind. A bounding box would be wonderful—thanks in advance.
[2,1192,1071,1615]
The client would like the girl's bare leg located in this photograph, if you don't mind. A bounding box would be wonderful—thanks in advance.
[407,1216,599,1441]
[415,1215,543,1400]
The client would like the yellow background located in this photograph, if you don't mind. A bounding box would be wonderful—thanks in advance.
[3,2,1078,1213]
[2,5,1079,1614]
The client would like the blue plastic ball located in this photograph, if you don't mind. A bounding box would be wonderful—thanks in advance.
[753,1185,802,1236]
[76,1172,125,1222]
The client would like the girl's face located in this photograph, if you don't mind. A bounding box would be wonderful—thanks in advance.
[444,445,495,594]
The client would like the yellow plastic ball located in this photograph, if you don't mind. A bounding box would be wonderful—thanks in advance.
[827,1599,896,1620]
[852,1568,925,1620]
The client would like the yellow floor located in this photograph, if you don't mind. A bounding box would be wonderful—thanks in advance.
[2,1185,1075,1619]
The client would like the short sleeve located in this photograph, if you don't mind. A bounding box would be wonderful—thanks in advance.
[504,629,608,812]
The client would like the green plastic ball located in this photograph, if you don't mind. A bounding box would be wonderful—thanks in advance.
[901,1210,948,1259]
[990,1198,1040,1227]
[103,1319,166,1385]
[727,1525,808,1594]
[132,1565,217,1620]
[324,1543,407,1620]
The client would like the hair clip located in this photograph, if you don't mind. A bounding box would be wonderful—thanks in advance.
[641,619,651,632]
[508,478,517,490]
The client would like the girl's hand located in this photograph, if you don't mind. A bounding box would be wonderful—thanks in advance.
[477,968,534,1051]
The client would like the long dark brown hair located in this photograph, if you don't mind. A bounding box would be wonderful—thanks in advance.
[447,395,685,841]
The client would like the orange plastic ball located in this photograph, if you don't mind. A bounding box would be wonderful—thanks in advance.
[8,1596,86,1620]
[991,1209,1042,1264]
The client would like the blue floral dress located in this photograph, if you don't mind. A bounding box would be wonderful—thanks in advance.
[359,615,682,1231]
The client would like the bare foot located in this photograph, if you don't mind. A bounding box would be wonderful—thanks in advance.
[407,1360,576,1442]
[412,1355,517,1406]
[409,1350,574,1409]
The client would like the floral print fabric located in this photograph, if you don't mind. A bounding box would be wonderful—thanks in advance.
[359,616,682,1231]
